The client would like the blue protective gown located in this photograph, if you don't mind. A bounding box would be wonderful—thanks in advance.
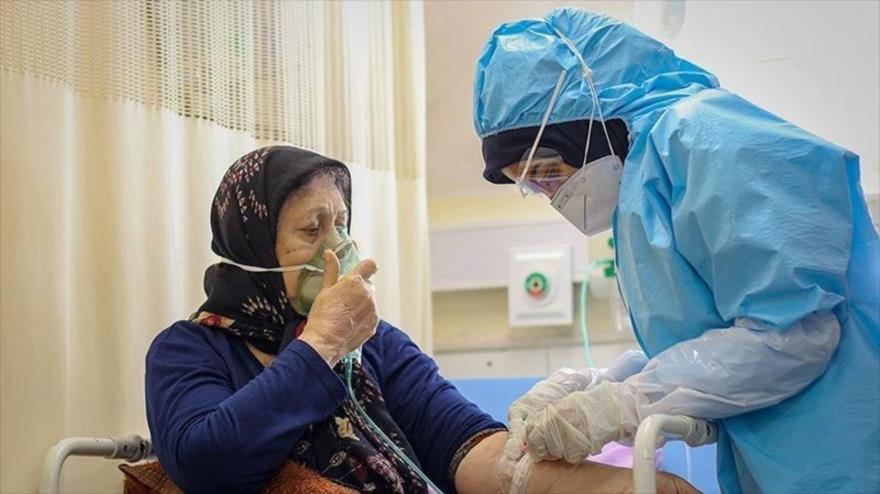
[474,9,879,494]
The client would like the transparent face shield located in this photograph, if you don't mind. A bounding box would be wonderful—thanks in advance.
[504,147,578,198]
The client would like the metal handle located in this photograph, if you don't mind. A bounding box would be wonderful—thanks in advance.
[633,415,717,494]
[39,434,152,494]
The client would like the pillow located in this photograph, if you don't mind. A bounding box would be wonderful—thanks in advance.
[119,460,358,494]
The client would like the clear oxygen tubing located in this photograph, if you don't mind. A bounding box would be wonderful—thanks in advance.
[343,353,444,494]
[579,258,615,368]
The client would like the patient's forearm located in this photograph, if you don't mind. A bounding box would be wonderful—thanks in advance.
[454,431,697,494]
[454,432,506,493]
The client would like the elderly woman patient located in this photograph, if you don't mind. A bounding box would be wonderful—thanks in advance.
[145,146,696,493]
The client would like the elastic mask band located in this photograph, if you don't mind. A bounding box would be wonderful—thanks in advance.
[549,25,617,159]
[517,69,568,197]
[218,257,324,274]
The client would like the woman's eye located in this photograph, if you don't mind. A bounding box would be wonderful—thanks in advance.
[306,226,321,236]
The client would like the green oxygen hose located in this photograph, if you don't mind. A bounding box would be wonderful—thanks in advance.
[343,356,444,493]
[579,258,615,368]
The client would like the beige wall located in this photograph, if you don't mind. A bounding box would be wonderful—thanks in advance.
[427,194,635,352]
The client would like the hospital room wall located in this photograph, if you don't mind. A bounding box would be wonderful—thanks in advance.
[642,0,880,194]
[428,194,640,377]
[424,0,880,378]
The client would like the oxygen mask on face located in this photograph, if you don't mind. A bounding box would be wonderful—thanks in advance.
[217,226,362,316]
[219,227,365,363]
[289,227,362,316]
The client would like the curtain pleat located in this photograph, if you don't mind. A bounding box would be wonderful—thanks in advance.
[0,1,428,491]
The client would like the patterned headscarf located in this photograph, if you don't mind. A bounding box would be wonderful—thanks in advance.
[192,146,351,354]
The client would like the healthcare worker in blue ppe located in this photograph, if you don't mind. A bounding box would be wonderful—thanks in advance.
[473,8,879,494]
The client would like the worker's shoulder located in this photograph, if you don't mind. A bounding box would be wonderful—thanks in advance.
[654,88,829,157]
[657,89,745,124]
[660,88,791,135]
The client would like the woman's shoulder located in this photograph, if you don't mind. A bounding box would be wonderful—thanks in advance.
[146,320,240,367]
[150,319,225,347]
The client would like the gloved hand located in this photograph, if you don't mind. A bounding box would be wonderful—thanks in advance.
[504,350,649,462]
[524,381,642,463]
[504,368,602,461]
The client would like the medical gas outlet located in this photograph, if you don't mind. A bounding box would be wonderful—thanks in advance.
[508,245,573,327]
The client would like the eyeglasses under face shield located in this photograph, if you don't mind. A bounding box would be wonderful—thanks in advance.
[502,147,578,198]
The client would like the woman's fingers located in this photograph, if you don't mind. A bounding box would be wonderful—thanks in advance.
[322,250,341,289]
[350,258,378,282]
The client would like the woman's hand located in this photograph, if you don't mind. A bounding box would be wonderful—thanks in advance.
[299,250,379,367]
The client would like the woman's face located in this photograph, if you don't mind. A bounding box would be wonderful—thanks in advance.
[275,174,348,306]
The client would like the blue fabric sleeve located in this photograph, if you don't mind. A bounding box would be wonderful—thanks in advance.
[655,90,853,330]
[145,324,347,494]
[363,323,506,494]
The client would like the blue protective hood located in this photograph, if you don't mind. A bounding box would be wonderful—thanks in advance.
[473,8,718,139]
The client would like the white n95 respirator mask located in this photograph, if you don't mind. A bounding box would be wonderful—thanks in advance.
[218,227,363,316]
[551,153,622,235]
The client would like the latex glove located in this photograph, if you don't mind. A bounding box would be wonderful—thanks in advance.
[598,349,648,384]
[504,368,603,461]
[504,350,648,462]
[524,381,642,463]
[299,251,379,368]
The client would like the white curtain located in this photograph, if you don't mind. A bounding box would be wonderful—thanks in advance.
[0,1,429,492]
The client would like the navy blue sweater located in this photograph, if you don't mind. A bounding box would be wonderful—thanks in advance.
[145,320,503,493]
